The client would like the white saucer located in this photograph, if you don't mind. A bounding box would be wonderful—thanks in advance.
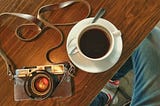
[66,18,123,73]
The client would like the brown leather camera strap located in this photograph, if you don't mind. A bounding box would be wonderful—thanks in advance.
[38,0,91,26]
[0,48,15,79]
[0,0,91,80]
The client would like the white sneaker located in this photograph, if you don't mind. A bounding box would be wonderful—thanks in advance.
[101,87,118,105]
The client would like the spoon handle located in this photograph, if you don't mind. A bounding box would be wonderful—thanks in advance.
[92,8,106,23]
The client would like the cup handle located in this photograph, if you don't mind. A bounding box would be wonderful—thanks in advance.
[112,30,121,36]
[67,38,79,55]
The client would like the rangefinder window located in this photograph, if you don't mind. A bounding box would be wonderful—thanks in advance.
[45,66,51,72]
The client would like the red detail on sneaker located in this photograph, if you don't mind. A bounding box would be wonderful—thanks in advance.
[106,94,112,104]
[107,80,120,88]
[109,80,120,85]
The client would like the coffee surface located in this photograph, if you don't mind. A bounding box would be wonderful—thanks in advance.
[79,28,110,59]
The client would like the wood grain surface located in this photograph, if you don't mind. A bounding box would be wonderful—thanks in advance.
[0,0,160,106]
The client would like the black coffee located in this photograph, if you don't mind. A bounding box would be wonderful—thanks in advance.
[79,28,110,59]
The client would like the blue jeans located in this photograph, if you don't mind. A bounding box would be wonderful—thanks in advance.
[91,27,160,106]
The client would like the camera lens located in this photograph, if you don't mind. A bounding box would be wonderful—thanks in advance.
[24,70,57,100]
[34,77,49,92]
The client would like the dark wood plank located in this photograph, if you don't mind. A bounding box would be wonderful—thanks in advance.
[0,0,160,106]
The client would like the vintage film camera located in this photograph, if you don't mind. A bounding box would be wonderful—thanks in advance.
[14,63,75,101]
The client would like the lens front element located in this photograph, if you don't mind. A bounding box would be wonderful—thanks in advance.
[35,77,49,92]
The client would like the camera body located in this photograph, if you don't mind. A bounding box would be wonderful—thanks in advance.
[14,63,73,101]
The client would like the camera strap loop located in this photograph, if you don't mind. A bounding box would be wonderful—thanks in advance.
[38,0,91,26]
[0,0,91,80]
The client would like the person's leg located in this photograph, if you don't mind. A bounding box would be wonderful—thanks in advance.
[111,56,133,81]
[90,87,119,106]
[131,27,160,106]
[90,92,108,106]
[107,56,133,88]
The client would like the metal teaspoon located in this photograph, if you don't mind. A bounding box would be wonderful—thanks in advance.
[92,8,106,23]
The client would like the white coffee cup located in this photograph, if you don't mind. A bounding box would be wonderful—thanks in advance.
[67,19,121,62]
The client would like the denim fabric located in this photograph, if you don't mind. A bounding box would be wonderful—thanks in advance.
[131,27,160,106]
[111,56,133,81]
[91,27,160,106]
[90,92,108,106]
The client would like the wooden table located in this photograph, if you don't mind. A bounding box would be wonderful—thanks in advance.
[0,0,160,106]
